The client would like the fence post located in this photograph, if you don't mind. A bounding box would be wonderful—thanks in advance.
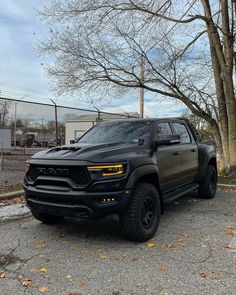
[0,143,4,171]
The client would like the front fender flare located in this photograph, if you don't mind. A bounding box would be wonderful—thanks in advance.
[125,165,159,190]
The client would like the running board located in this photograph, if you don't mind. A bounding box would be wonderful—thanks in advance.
[163,183,199,203]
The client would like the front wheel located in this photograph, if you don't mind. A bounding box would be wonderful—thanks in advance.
[198,165,217,199]
[31,210,64,224]
[120,183,161,242]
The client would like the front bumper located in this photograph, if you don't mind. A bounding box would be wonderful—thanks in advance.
[24,184,131,218]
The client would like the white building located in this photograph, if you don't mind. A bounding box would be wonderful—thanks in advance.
[65,112,139,144]
[0,129,11,149]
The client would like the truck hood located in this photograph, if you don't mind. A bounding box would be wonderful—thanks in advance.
[31,142,149,163]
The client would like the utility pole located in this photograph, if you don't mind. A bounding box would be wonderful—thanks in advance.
[14,102,17,149]
[140,55,144,118]
[41,119,44,147]
[13,97,26,148]
[93,106,101,122]
[51,99,58,146]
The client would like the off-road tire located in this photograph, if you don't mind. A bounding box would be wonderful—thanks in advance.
[31,210,64,224]
[198,165,217,199]
[120,182,161,242]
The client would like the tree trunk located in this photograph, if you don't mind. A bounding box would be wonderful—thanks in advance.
[201,0,236,174]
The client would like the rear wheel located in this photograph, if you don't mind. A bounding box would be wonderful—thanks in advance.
[198,165,217,199]
[120,183,161,242]
[31,210,64,224]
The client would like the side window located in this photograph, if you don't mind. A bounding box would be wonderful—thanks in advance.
[156,122,172,139]
[172,123,191,144]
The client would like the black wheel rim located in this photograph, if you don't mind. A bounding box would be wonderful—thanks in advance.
[209,170,217,194]
[141,196,155,228]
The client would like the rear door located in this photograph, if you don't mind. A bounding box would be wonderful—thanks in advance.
[155,122,182,193]
[171,121,198,185]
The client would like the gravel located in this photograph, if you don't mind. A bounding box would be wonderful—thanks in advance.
[0,171,25,188]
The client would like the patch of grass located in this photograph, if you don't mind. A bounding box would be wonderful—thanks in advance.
[218,176,236,185]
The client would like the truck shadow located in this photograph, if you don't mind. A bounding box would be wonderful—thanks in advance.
[37,192,209,243]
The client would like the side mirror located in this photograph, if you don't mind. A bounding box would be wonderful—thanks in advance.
[152,135,181,148]
[70,140,75,144]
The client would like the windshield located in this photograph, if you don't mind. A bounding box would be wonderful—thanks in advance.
[77,121,154,144]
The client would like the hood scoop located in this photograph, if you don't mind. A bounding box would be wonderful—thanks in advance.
[51,146,81,152]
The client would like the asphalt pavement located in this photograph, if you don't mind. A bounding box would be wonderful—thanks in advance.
[0,191,235,295]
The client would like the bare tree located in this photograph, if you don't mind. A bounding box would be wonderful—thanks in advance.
[0,100,11,128]
[39,0,236,174]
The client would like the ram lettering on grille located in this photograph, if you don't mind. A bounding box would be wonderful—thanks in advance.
[38,167,69,176]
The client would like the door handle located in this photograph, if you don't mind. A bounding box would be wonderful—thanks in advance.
[173,151,181,155]
[191,148,196,152]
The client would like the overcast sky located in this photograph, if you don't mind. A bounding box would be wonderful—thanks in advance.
[0,0,187,121]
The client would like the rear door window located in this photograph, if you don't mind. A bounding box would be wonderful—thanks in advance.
[172,122,191,143]
[156,122,173,140]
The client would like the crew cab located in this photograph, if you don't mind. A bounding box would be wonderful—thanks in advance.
[24,118,217,242]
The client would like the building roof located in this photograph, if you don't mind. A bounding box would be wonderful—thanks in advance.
[66,112,140,122]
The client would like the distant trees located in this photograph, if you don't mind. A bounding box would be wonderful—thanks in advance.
[0,101,11,128]
[39,0,236,174]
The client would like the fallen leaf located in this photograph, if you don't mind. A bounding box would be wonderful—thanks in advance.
[226,226,234,230]
[167,243,176,249]
[40,267,47,273]
[78,280,85,288]
[39,287,49,293]
[99,255,108,260]
[181,232,190,238]
[130,256,138,262]
[21,279,33,287]
[160,265,169,273]
[199,272,208,278]
[226,229,236,235]
[211,272,221,280]
[0,272,6,278]
[66,274,73,280]
[202,234,211,241]
[35,240,47,249]
[177,239,185,247]
[147,242,156,247]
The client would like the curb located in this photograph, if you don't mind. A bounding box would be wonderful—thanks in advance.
[0,211,32,222]
[218,183,236,189]
[0,190,24,201]
[0,203,31,222]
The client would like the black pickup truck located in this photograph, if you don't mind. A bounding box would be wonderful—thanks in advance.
[24,118,217,242]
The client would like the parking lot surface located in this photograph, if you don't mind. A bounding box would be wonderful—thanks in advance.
[0,191,235,295]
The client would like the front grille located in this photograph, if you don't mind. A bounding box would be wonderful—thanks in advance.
[27,165,91,186]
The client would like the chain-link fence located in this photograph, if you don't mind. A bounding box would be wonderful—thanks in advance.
[0,96,139,190]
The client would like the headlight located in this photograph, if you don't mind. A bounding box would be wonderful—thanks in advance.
[87,164,125,177]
